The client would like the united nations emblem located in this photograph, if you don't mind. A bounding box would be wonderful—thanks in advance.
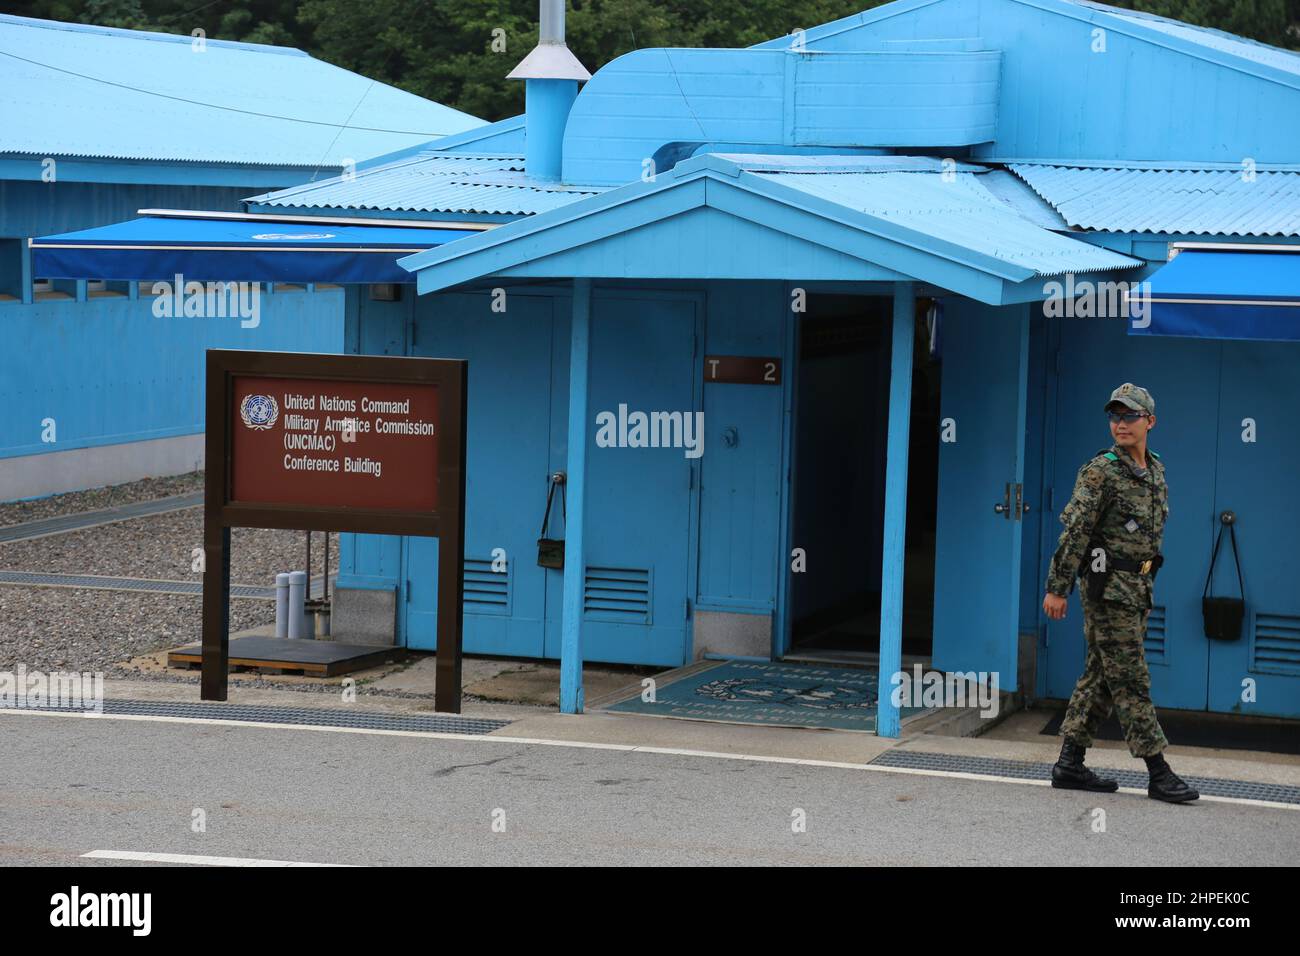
[240,394,279,430]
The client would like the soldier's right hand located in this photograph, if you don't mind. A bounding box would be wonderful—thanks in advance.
[1043,592,1068,620]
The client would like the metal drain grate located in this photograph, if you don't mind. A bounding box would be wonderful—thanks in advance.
[0,570,273,599]
[0,492,204,543]
[870,749,1300,805]
[9,698,513,735]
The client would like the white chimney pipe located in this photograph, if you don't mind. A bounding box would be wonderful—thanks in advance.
[539,0,563,44]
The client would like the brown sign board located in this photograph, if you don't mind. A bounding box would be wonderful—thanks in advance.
[203,349,467,711]
[703,355,782,385]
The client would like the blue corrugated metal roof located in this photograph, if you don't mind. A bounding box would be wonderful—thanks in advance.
[1064,0,1300,78]
[713,153,987,174]
[977,169,1072,231]
[1010,165,1300,237]
[399,152,1140,299]
[247,152,607,216]
[752,167,1134,275]
[0,14,485,167]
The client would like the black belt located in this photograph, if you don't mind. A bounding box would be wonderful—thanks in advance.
[1108,554,1164,575]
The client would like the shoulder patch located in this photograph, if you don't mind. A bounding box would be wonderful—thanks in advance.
[1079,460,1107,488]
[1103,452,1118,461]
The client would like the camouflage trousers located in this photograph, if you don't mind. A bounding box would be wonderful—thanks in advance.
[1060,593,1169,758]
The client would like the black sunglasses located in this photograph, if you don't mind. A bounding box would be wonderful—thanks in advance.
[1106,410,1149,424]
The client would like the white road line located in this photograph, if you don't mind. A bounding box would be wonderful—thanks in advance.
[5,708,1296,812]
[82,849,352,867]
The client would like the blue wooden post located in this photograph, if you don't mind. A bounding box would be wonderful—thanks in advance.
[560,278,592,713]
[877,281,915,738]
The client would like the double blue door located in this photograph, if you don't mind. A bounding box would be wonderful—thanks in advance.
[1045,318,1300,718]
[403,289,700,666]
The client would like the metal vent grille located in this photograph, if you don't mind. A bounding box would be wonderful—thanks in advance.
[870,750,1300,805]
[584,566,651,623]
[1254,613,1300,676]
[463,557,509,614]
[1144,606,1167,664]
[6,699,513,735]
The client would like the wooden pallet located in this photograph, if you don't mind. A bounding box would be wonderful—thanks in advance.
[167,636,400,677]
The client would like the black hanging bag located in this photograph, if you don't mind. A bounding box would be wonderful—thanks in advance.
[1202,518,1245,641]
[537,474,566,569]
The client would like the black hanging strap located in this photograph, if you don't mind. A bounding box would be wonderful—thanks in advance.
[539,475,566,537]
[1203,521,1244,601]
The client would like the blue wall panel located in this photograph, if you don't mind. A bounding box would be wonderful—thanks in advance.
[0,180,267,239]
[0,288,343,463]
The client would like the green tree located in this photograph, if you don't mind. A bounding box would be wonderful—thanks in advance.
[1109,0,1296,49]
[4,0,1296,120]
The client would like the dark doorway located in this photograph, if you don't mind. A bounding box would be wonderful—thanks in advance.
[787,294,941,662]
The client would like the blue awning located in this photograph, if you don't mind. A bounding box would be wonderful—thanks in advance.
[30,213,485,284]
[1129,248,1300,342]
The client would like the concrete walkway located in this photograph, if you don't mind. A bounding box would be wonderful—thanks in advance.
[93,662,1300,797]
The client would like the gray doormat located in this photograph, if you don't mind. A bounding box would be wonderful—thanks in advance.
[605,660,923,732]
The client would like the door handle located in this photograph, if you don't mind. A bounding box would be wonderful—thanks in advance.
[993,483,1028,520]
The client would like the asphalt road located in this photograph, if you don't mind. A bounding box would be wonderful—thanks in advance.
[1,713,1295,866]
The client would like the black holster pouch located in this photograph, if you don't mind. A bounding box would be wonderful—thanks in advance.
[1085,566,1107,601]
[1077,539,1106,601]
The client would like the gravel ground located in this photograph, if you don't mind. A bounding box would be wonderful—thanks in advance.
[0,473,340,674]
[0,587,275,672]
[0,471,204,527]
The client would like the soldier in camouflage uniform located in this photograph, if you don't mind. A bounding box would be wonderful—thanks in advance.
[1042,383,1199,803]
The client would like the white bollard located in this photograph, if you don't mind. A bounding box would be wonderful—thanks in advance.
[275,572,290,638]
[287,571,307,639]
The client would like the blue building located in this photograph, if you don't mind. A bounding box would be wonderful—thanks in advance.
[31,0,1300,730]
[1,14,484,500]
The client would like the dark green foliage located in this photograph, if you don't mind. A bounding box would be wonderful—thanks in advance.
[6,0,1297,121]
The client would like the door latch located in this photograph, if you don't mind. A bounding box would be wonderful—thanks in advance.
[994,483,1029,520]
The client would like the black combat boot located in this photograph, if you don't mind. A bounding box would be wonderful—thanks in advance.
[1145,754,1199,803]
[1051,738,1119,792]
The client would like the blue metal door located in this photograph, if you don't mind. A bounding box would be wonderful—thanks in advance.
[1208,341,1300,718]
[543,291,700,666]
[1044,317,1220,710]
[403,292,557,656]
[933,300,1029,684]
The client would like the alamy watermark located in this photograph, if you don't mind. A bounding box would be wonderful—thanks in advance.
[151,274,261,328]
[595,404,704,459]
[1041,274,1151,328]
[890,664,1000,718]
[0,664,104,714]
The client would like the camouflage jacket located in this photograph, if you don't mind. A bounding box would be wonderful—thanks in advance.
[1045,444,1169,609]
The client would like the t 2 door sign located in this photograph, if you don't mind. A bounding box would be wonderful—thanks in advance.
[703,355,782,385]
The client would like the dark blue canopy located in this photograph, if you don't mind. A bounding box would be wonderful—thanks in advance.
[1129,249,1300,342]
[30,214,482,284]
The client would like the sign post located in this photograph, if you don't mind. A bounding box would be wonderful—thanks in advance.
[202,349,467,711]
